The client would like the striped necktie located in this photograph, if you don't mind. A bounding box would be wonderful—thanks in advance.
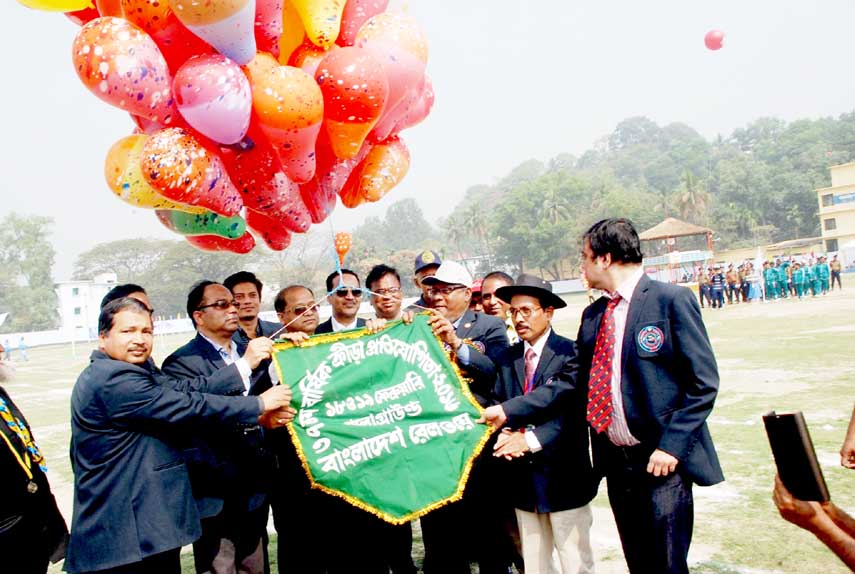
[587,295,622,433]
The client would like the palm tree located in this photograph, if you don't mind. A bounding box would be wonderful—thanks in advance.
[675,170,710,223]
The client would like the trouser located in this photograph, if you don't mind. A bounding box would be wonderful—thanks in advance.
[711,289,724,308]
[516,505,594,574]
[599,442,694,574]
[698,286,707,308]
[194,504,267,574]
[812,280,821,295]
[832,271,842,290]
[84,548,181,574]
[795,284,804,298]
[779,282,788,298]
[740,282,749,302]
[822,279,830,293]
[726,283,736,304]
[765,282,776,299]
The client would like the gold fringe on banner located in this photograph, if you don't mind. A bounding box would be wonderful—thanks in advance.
[272,313,494,525]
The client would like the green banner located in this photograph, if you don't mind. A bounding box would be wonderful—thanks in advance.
[272,314,491,524]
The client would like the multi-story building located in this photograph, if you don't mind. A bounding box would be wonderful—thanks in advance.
[816,162,855,253]
[55,273,118,340]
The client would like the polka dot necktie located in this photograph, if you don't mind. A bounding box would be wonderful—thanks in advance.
[587,295,622,433]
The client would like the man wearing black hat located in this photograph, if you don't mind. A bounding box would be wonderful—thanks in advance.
[491,275,597,574]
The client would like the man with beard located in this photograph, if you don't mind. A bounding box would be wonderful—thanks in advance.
[410,250,442,309]
[315,269,367,334]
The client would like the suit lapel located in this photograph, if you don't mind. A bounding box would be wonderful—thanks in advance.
[454,310,477,339]
[532,332,558,388]
[511,344,526,395]
[195,333,227,369]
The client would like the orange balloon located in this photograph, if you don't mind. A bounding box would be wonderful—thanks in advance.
[248,63,324,183]
[288,40,327,76]
[339,136,409,206]
[140,127,243,216]
[121,0,171,35]
[315,46,388,159]
[72,17,178,125]
[334,230,352,264]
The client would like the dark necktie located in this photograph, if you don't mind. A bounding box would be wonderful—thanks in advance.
[587,295,622,433]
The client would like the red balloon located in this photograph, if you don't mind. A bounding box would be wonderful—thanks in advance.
[704,29,724,51]
[186,232,256,253]
[246,209,293,250]
[65,5,100,26]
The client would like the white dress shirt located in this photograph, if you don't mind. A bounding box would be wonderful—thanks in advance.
[331,316,359,332]
[604,266,644,446]
[522,328,552,453]
[199,333,252,395]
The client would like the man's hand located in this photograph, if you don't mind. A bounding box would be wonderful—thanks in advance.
[244,337,274,369]
[773,474,829,533]
[493,429,529,460]
[280,331,309,346]
[476,405,507,430]
[259,406,297,429]
[259,384,292,412]
[365,318,388,334]
[402,310,415,324]
[427,312,462,349]
[647,448,679,477]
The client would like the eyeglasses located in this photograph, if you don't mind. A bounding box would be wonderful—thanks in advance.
[334,287,363,298]
[197,299,238,311]
[428,285,466,297]
[290,305,319,315]
[509,305,542,319]
[373,287,402,297]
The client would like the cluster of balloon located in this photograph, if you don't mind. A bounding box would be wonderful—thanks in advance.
[21,0,433,254]
[704,29,725,51]
[334,231,352,266]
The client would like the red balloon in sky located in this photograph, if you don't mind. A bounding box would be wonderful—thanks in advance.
[704,29,724,51]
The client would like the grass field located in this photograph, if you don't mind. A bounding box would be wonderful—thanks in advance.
[5,285,855,573]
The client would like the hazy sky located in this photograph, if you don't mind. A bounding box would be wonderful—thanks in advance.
[3,0,854,280]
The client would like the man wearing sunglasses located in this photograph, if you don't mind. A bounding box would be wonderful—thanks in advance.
[420,260,514,574]
[274,285,320,336]
[161,281,283,574]
[315,269,367,334]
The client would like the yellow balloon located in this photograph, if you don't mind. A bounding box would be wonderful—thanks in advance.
[104,134,206,213]
[17,0,93,11]
[290,0,346,50]
[278,0,306,64]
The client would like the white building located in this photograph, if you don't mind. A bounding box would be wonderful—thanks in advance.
[55,273,119,340]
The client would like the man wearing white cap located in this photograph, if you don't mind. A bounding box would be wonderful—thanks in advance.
[420,260,514,574]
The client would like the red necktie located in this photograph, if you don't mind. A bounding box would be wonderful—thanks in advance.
[587,295,622,433]
[523,347,537,394]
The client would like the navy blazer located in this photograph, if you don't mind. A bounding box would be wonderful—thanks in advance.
[67,352,261,573]
[454,309,510,406]
[161,333,271,518]
[314,316,366,334]
[493,331,597,513]
[503,275,724,487]
[495,331,599,513]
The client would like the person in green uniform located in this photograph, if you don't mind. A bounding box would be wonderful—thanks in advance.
[818,255,830,295]
[810,259,822,297]
[775,259,789,299]
[791,262,805,300]
[763,261,778,301]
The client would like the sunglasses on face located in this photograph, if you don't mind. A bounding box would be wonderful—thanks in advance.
[334,287,363,298]
[197,299,238,311]
[291,305,319,315]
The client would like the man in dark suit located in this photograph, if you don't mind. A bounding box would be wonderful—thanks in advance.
[161,281,284,574]
[0,362,68,574]
[482,218,724,574]
[491,274,597,573]
[315,269,367,334]
[419,260,512,574]
[225,271,282,344]
[67,297,293,574]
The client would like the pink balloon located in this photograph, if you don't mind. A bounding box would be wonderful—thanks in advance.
[299,130,369,223]
[704,29,724,51]
[372,73,433,140]
[255,0,283,57]
[356,13,427,142]
[72,17,179,124]
[174,55,252,144]
[337,0,388,47]
[392,74,434,133]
